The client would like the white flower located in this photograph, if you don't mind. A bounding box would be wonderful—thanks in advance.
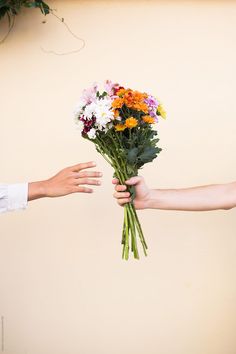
[83,102,97,120]
[87,128,96,139]
[94,97,114,130]
[74,100,86,118]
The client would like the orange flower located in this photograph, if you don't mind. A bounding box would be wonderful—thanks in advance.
[112,97,123,109]
[116,88,126,97]
[123,90,148,112]
[115,124,126,131]
[133,102,149,113]
[125,117,138,129]
[113,109,120,118]
[142,115,155,124]
[123,90,134,107]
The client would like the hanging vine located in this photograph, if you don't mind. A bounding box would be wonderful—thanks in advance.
[0,1,50,42]
[0,1,85,54]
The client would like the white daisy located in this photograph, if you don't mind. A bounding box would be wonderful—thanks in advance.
[74,100,86,118]
[94,97,114,130]
[83,102,97,120]
[87,128,96,139]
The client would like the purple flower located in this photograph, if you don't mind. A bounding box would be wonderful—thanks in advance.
[144,95,159,109]
[145,95,159,122]
[81,116,96,134]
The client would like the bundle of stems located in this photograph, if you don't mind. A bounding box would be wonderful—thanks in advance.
[95,131,147,260]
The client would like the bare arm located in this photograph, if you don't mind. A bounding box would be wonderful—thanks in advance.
[113,177,236,211]
[0,162,102,214]
[28,161,102,201]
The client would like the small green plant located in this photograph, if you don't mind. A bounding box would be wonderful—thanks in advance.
[0,1,85,54]
[0,1,50,42]
[0,0,50,20]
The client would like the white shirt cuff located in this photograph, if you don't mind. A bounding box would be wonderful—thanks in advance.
[7,183,28,211]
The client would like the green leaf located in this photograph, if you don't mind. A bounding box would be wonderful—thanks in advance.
[23,1,50,14]
[100,91,108,98]
[127,165,134,175]
[129,185,136,202]
[39,1,50,15]
[24,2,37,8]
[0,6,8,19]
[127,147,138,165]
[139,147,160,164]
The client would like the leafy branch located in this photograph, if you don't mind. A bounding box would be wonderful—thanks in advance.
[0,0,50,42]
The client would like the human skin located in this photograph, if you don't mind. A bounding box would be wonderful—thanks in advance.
[28,161,102,201]
[113,177,236,211]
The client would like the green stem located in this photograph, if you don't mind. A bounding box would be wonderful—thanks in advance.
[124,205,129,260]
[129,204,147,256]
[127,205,139,259]
[93,132,147,259]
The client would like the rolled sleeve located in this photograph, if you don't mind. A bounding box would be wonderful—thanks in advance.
[0,183,28,213]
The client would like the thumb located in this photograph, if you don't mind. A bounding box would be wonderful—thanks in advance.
[125,176,143,186]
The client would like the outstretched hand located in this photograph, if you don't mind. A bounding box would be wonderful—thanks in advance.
[29,161,102,200]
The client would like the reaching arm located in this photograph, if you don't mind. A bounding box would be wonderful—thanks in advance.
[28,161,102,200]
[0,161,102,214]
[113,177,236,211]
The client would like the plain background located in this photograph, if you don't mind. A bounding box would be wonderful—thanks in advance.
[0,1,236,353]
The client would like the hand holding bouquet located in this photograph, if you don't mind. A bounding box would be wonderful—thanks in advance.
[74,81,166,260]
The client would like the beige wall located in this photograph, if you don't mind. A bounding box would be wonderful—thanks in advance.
[0,1,236,353]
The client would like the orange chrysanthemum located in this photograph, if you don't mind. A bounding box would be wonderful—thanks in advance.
[125,117,138,129]
[115,124,126,131]
[113,109,120,118]
[142,115,155,124]
[133,102,149,113]
[123,90,148,113]
[112,97,124,109]
[116,88,126,97]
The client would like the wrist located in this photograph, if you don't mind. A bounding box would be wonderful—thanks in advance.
[28,181,47,201]
[145,189,162,209]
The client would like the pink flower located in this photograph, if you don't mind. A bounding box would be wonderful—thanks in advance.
[81,83,98,104]
[104,80,120,97]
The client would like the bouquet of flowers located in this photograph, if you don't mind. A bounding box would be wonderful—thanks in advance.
[74,81,166,260]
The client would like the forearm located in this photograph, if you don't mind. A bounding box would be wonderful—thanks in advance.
[146,182,236,211]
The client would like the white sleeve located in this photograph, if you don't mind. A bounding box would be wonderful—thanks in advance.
[0,183,28,214]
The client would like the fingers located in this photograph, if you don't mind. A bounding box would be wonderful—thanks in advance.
[76,178,101,186]
[67,163,102,189]
[112,179,127,194]
[75,171,102,178]
[112,178,119,185]
[113,191,130,199]
[112,176,143,189]
[70,161,96,172]
[74,186,94,193]
[117,198,131,206]
[113,189,131,206]
[115,184,127,192]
